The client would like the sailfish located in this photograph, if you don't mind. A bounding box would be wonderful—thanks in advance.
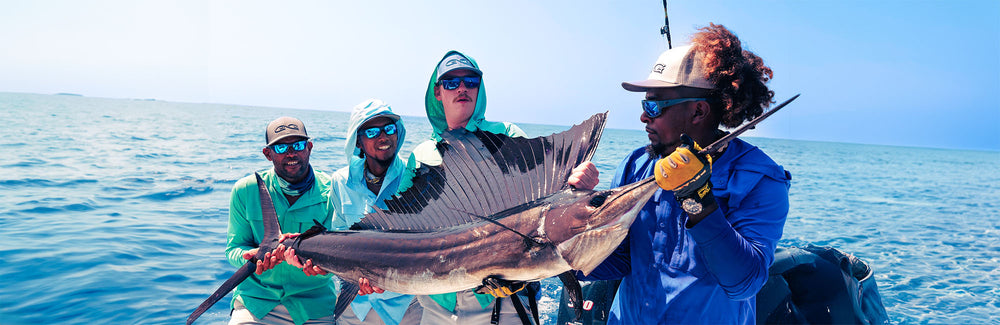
[187,113,660,324]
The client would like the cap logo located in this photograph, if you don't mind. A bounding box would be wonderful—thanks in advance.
[444,57,472,67]
[652,64,666,74]
[273,124,299,133]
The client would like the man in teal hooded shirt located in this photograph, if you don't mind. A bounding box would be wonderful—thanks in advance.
[401,50,599,325]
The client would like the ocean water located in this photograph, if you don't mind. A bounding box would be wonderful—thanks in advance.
[1,92,997,324]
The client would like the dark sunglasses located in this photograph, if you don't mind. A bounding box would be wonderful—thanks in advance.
[269,140,308,154]
[641,98,706,118]
[359,123,397,139]
[437,76,481,90]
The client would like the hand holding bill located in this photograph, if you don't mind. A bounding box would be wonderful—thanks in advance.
[655,134,718,221]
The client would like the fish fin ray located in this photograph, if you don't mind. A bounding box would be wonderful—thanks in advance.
[557,271,584,321]
[334,281,360,320]
[366,113,607,231]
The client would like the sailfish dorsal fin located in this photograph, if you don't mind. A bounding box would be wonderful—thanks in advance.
[355,112,607,232]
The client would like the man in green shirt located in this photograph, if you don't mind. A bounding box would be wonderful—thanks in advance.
[226,117,338,325]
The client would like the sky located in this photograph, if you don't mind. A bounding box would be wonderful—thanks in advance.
[2,1,998,151]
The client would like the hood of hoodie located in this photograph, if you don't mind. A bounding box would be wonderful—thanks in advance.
[345,99,406,162]
[425,50,490,140]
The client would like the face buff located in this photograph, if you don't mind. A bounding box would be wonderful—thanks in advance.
[275,164,315,196]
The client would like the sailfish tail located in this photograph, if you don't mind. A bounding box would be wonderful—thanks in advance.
[186,261,255,324]
[186,172,283,324]
[255,172,283,252]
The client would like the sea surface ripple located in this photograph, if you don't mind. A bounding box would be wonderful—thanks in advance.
[1,93,997,324]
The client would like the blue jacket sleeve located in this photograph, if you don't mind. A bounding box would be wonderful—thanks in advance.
[686,174,789,300]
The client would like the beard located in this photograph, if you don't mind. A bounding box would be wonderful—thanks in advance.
[646,143,668,160]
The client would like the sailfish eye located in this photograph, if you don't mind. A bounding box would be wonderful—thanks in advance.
[589,192,608,208]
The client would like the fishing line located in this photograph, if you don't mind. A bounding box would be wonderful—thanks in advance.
[470,214,546,247]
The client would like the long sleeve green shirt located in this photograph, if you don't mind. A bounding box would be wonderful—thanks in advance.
[225,168,338,325]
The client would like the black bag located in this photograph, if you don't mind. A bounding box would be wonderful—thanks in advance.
[556,279,621,325]
[756,245,890,324]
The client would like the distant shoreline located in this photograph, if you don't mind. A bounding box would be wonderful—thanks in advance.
[2,91,995,153]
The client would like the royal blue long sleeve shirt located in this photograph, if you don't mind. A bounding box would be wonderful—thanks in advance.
[580,138,791,324]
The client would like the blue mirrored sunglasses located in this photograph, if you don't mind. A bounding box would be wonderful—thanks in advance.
[359,123,397,139]
[437,76,481,90]
[641,98,707,118]
[269,139,308,154]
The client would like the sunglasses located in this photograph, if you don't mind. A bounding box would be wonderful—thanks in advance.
[359,123,397,139]
[269,139,308,154]
[437,76,481,90]
[641,98,707,118]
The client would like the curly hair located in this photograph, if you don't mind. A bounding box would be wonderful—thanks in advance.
[691,23,775,128]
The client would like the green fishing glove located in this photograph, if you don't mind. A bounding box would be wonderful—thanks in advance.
[475,276,526,298]
[654,134,715,215]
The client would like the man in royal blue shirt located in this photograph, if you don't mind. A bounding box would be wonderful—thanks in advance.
[579,23,792,324]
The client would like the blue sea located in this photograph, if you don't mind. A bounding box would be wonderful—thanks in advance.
[1,92,998,324]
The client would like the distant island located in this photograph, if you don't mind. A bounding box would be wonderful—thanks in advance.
[50,93,158,101]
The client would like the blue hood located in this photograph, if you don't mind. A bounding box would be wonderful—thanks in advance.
[345,99,406,160]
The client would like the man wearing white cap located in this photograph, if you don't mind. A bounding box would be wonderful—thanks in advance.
[398,50,530,325]
[577,24,791,324]
[398,50,598,324]
[226,117,339,325]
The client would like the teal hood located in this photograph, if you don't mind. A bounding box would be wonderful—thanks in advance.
[424,50,523,141]
[418,51,527,312]
[345,99,406,160]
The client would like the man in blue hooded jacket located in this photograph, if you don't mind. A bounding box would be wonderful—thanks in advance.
[330,99,423,325]
[282,100,422,325]
[578,24,791,324]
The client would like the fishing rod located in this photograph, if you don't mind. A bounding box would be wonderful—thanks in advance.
[660,0,672,49]
[698,94,800,155]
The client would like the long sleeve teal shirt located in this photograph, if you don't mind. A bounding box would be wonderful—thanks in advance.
[226,168,338,325]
